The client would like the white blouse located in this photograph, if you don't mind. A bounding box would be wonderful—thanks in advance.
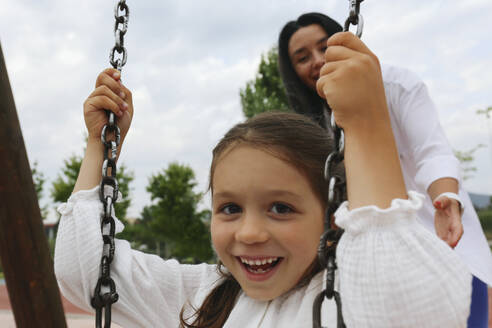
[383,65,492,286]
[54,187,471,327]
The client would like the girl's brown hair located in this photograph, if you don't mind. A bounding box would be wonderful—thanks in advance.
[180,112,344,328]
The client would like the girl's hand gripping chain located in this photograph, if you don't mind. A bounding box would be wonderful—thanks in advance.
[316,32,387,132]
[317,32,464,247]
[74,68,133,193]
[84,68,133,145]
[316,32,407,209]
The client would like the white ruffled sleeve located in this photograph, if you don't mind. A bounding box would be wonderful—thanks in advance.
[335,191,471,328]
[54,187,220,327]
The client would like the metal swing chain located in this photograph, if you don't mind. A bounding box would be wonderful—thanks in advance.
[312,1,364,327]
[91,1,129,328]
[344,0,364,38]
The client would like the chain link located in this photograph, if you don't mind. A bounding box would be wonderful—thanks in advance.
[91,1,129,327]
[110,1,129,71]
[344,0,364,38]
[312,1,364,327]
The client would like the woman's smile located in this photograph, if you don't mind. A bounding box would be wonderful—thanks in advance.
[288,24,329,90]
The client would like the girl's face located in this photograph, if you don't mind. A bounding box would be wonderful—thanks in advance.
[288,24,329,91]
[210,145,324,301]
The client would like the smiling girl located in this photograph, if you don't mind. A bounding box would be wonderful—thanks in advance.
[55,32,471,327]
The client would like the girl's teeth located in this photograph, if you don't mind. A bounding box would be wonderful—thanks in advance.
[240,257,278,265]
[246,267,269,274]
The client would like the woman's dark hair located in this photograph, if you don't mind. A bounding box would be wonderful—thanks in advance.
[180,112,345,328]
[278,13,342,128]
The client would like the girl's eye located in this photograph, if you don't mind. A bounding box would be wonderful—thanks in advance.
[270,203,293,215]
[221,203,242,215]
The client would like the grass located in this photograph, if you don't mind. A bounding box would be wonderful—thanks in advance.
[477,209,492,251]
[478,209,492,237]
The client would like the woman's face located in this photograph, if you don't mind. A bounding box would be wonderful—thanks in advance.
[210,145,324,301]
[288,24,329,90]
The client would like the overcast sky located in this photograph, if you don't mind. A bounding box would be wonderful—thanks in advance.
[1,0,492,219]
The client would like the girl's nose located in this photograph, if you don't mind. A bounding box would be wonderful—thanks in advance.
[235,214,269,245]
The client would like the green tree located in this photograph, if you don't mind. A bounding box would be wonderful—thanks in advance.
[240,46,290,118]
[51,155,81,205]
[476,106,492,165]
[120,205,164,255]
[31,161,48,219]
[476,106,492,119]
[127,163,213,263]
[51,154,134,221]
[454,144,485,181]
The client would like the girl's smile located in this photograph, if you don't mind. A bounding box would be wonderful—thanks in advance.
[210,145,324,301]
[237,256,284,282]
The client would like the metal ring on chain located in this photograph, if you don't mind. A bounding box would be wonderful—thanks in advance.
[110,141,118,161]
[328,176,338,204]
[99,177,119,203]
[324,153,337,180]
[330,119,345,154]
[338,130,345,154]
[91,276,118,307]
[101,124,121,148]
[114,1,129,23]
[102,235,116,263]
[101,212,116,236]
[344,14,364,38]
[324,153,335,180]
[110,46,128,69]
[104,195,114,219]
[328,114,345,157]
[102,159,117,178]
[312,290,345,328]
[114,20,128,37]
[330,111,337,130]
[108,111,116,127]
[115,29,124,49]
[317,229,341,267]
[348,0,357,17]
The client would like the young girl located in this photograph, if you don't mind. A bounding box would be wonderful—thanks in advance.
[55,51,470,327]
[278,13,491,326]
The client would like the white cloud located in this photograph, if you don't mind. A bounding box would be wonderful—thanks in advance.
[2,0,492,219]
[460,60,492,93]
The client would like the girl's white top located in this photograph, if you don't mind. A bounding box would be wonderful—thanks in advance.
[54,187,471,327]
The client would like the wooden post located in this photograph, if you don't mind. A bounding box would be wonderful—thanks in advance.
[0,43,67,327]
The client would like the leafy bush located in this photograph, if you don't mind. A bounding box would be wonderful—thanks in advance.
[477,209,492,240]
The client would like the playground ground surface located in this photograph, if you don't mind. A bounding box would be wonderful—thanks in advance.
[0,283,490,327]
[0,284,122,327]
